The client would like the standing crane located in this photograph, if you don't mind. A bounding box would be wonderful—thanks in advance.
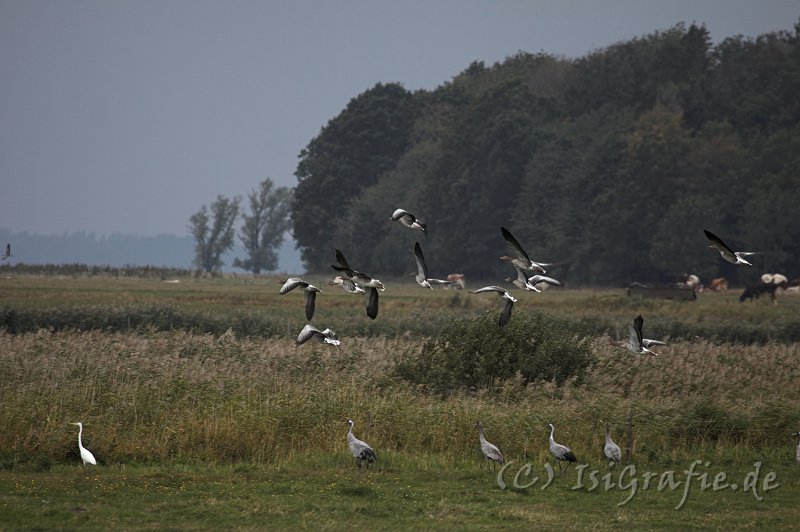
[547,423,576,473]
[70,422,97,467]
[601,420,621,465]
[346,419,377,468]
[476,421,505,471]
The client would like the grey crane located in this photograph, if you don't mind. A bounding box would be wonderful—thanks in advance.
[278,278,321,321]
[470,286,517,327]
[704,229,757,266]
[69,422,97,466]
[346,418,377,467]
[296,324,340,346]
[476,421,505,471]
[794,431,800,465]
[601,420,621,465]
[331,249,384,320]
[499,226,550,274]
[547,423,576,473]
[390,208,427,234]
[412,242,458,289]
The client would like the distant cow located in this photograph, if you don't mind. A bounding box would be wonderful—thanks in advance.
[445,273,465,290]
[740,282,778,304]
[677,274,701,290]
[709,277,729,292]
[761,273,789,289]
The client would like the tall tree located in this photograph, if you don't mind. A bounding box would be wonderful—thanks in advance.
[188,195,240,273]
[234,179,294,274]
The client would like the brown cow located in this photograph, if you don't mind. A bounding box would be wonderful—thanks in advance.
[445,273,465,290]
[709,277,728,292]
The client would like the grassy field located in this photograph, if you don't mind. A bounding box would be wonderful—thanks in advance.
[1,275,799,529]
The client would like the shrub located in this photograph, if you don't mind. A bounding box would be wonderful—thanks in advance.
[396,310,594,396]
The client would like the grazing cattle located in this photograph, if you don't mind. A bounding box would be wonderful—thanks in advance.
[762,273,790,290]
[677,273,702,290]
[444,273,465,290]
[709,277,729,292]
[740,282,778,304]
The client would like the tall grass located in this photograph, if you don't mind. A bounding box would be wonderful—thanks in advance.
[2,327,798,469]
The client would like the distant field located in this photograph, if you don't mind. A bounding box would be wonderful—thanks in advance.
[1,276,799,529]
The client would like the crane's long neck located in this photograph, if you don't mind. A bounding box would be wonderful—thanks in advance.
[478,426,486,444]
[605,424,612,444]
[549,426,555,443]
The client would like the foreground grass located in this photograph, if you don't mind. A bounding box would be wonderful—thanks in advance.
[2,457,798,530]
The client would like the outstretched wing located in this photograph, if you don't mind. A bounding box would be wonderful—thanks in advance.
[528,274,563,287]
[414,242,428,280]
[470,286,505,296]
[629,315,644,349]
[704,230,738,262]
[365,286,379,320]
[642,338,666,348]
[499,298,514,327]
[304,290,317,321]
[501,226,531,262]
[279,278,306,294]
[296,324,321,345]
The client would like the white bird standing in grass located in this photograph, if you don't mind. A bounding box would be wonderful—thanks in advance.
[278,278,321,321]
[346,418,377,467]
[704,229,758,266]
[547,423,576,473]
[70,422,96,467]
[470,286,517,327]
[601,421,621,465]
[476,421,504,470]
[296,324,340,346]
[390,208,427,234]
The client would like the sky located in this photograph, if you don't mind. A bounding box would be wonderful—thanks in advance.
[2,0,799,240]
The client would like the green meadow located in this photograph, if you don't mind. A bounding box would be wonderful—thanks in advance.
[1,275,799,529]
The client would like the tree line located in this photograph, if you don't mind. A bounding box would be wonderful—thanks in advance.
[290,22,800,286]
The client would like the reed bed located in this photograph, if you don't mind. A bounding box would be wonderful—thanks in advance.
[2,327,798,469]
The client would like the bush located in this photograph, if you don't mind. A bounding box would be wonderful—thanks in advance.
[396,310,594,396]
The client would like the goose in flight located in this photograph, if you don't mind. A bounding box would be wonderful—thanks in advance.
[704,229,757,266]
[1,243,11,261]
[296,324,340,346]
[527,274,563,288]
[412,242,458,289]
[506,264,541,292]
[346,418,377,467]
[613,315,660,356]
[331,249,384,319]
[278,278,321,321]
[390,208,427,234]
[476,421,505,470]
[470,286,517,327]
[500,226,550,274]
[327,275,365,294]
[547,423,576,473]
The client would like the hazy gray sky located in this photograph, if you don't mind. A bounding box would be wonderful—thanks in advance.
[2,1,798,237]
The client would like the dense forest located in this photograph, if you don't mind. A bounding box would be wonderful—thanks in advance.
[292,23,800,286]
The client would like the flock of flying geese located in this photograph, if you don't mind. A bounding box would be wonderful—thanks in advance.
[65,218,798,469]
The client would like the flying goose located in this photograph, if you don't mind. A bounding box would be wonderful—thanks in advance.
[296,324,340,346]
[476,421,505,470]
[704,229,757,266]
[601,421,621,465]
[613,315,659,356]
[505,264,541,292]
[331,249,384,319]
[346,418,377,467]
[527,274,563,288]
[499,226,550,273]
[412,242,458,289]
[327,275,365,294]
[470,286,517,327]
[547,423,576,473]
[390,208,427,234]
[278,278,321,321]
[1,243,11,261]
